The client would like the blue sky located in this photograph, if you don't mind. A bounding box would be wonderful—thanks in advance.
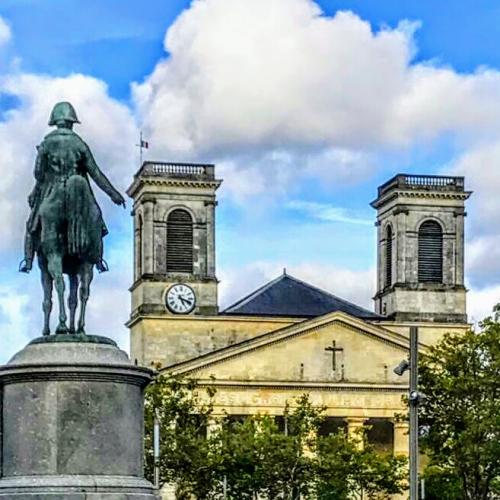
[1,0,500,362]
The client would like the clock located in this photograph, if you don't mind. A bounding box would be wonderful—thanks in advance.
[165,284,196,314]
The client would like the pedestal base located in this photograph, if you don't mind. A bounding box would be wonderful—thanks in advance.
[0,475,157,499]
[0,336,159,500]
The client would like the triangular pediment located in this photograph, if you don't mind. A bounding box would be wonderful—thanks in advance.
[166,312,425,386]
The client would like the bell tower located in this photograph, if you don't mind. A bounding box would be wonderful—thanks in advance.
[371,174,471,323]
[127,161,221,319]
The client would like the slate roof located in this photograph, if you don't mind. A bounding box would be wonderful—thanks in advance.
[222,273,383,320]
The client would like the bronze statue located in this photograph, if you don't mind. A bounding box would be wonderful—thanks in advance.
[20,102,126,336]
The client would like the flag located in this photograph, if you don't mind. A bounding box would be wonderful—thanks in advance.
[141,140,149,149]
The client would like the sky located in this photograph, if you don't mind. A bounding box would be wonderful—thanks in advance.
[1,0,500,362]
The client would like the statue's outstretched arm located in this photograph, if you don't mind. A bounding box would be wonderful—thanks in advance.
[84,144,125,207]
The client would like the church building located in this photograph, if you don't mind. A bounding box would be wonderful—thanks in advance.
[127,162,471,457]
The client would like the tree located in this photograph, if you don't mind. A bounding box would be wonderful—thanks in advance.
[315,431,406,500]
[216,395,321,499]
[419,307,500,500]
[145,375,407,499]
[421,464,463,500]
[144,373,220,499]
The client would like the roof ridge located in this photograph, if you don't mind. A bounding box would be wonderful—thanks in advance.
[222,273,287,313]
[284,273,378,317]
[222,271,381,319]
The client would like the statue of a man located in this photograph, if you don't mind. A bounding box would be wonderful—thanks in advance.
[20,102,125,335]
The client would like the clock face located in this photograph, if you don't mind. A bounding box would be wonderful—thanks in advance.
[166,284,196,314]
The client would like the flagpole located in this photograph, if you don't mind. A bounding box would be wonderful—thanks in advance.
[139,131,143,166]
[136,131,149,167]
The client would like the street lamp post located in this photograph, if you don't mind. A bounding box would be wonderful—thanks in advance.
[154,409,160,490]
[394,325,420,500]
[409,325,419,500]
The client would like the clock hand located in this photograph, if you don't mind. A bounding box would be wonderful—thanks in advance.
[179,296,191,306]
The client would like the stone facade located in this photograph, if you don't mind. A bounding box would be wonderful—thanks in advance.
[127,166,472,500]
[129,314,300,367]
[127,162,221,318]
[372,174,471,323]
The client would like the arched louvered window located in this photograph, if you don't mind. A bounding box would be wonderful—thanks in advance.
[167,209,193,273]
[385,225,392,287]
[418,220,443,283]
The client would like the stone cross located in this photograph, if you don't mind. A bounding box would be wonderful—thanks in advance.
[325,340,344,371]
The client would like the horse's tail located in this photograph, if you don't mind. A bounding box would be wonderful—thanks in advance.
[68,213,88,256]
[66,175,90,256]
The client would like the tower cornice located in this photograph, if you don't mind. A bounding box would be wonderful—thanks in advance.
[371,189,472,209]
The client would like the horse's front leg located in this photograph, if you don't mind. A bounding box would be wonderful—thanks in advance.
[47,255,67,334]
[77,263,94,334]
[68,274,78,334]
[39,257,53,336]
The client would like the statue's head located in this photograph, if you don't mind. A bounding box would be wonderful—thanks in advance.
[48,101,80,128]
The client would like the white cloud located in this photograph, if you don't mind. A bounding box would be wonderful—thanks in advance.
[133,2,415,154]
[446,141,500,287]
[287,200,371,225]
[205,146,375,203]
[0,284,34,363]
[451,142,500,226]
[389,66,500,145]
[134,0,500,157]
[467,285,500,326]
[219,261,374,311]
[84,270,131,352]
[130,0,500,223]
[0,17,11,47]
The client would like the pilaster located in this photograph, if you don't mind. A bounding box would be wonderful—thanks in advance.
[346,417,367,450]
[142,197,156,275]
[393,420,409,456]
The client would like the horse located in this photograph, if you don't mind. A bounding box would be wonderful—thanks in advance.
[34,174,107,336]
[38,253,95,335]
[20,103,124,336]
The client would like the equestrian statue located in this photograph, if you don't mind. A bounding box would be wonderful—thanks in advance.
[19,101,126,336]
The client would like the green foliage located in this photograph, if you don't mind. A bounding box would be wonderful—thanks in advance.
[315,433,406,500]
[216,395,323,499]
[144,373,219,499]
[419,308,500,500]
[145,375,407,499]
[421,465,462,500]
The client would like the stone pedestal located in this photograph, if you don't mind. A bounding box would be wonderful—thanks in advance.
[0,335,159,499]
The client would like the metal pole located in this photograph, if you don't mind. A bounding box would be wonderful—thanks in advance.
[153,410,160,490]
[409,326,419,500]
[139,131,143,167]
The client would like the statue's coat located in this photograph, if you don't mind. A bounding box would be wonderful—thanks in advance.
[27,128,119,269]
